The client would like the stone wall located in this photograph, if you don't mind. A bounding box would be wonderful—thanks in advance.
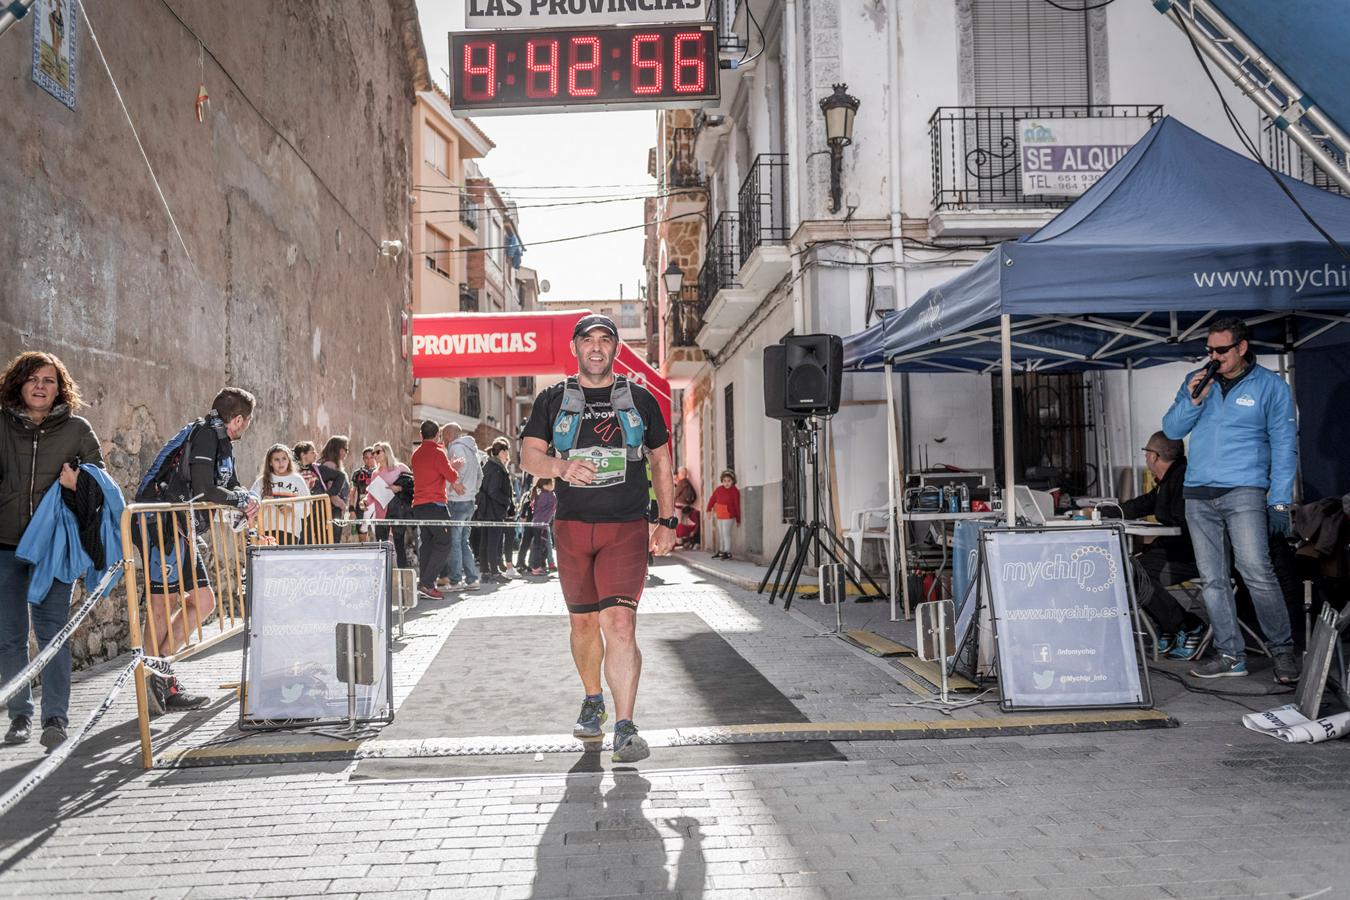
[1,0,424,668]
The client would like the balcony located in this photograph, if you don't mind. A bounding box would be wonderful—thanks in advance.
[665,286,708,384]
[459,193,480,230]
[668,127,704,189]
[459,284,480,312]
[514,375,536,399]
[696,210,756,355]
[733,153,791,297]
[928,104,1163,237]
[706,0,746,54]
[1262,117,1347,197]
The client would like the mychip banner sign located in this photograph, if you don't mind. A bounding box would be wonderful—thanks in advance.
[465,0,707,30]
[982,526,1150,710]
[1018,117,1151,197]
[241,545,393,728]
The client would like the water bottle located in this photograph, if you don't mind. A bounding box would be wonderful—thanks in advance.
[946,486,960,514]
[990,484,1003,512]
[959,484,971,512]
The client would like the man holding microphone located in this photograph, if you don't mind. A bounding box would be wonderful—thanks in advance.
[1162,318,1300,683]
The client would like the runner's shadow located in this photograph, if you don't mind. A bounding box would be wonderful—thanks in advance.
[530,751,704,898]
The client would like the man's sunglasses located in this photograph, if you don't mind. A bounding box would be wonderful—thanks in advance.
[1204,342,1239,356]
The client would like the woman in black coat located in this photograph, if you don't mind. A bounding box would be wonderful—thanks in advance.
[475,439,514,582]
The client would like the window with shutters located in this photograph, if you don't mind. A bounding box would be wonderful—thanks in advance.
[970,0,1090,106]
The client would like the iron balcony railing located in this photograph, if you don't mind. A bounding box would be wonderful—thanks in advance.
[706,0,746,54]
[699,211,741,305]
[459,193,480,230]
[929,105,1164,211]
[669,127,703,189]
[460,380,481,419]
[459,284,480,312]
[669,285,704,348]
[1262,116,1347,197]
[737,153,789,260]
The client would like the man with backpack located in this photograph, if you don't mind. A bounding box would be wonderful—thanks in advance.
[520,314,676,763]
[134,387,259,712]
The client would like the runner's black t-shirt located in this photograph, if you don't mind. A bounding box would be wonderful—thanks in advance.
[523,380,669,523]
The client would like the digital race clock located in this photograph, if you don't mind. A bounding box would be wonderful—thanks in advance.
[449,23,719,115]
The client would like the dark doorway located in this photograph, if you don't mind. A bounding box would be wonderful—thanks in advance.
[992,371,1100,497]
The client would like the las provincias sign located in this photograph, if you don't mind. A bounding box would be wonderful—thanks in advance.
[466,0,706,30]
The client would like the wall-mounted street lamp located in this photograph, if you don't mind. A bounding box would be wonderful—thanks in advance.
[819,83,860,214]
[662,260,685,297]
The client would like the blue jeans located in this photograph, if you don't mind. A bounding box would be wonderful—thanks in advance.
[0,550,73,725]
[1185,487,1292,659]
[446,500,479,583]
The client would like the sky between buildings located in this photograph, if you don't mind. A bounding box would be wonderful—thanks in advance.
[417,3,655,303]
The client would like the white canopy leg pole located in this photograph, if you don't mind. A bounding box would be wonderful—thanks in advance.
[886,362,906,621]
[1001,315,1016,527]
[1126,361,1137,497]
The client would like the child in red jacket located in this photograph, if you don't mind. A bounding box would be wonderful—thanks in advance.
[705,469,741,560]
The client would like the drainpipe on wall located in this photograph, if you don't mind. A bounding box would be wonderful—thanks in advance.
[887,0,912,475]
[784,0,806,334]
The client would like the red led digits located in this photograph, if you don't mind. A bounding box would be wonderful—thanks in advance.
[631,33,663,95]
[462,40,496,101]
[525,39,559,98]
[673,31,705,93]
[568,36,601,97]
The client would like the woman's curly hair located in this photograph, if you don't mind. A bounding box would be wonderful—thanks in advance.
[0,351,83,412]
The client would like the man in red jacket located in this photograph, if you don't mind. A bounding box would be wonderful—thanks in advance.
[410,419,463,600]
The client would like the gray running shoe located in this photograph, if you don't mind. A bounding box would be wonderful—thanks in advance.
[574,697,607,739]
[612,721,650,763]
[1190,654,1247,678]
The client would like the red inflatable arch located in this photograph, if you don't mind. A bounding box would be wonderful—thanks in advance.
[410,311,672,428]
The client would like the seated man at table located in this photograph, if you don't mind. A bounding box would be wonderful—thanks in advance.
[1109,431,1205,657]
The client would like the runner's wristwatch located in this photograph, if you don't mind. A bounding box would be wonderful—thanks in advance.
[657,515,679,529]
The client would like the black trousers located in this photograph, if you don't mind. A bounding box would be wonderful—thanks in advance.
[1132,545,1205,634]
[412,504,453,589]
[376,523,410,568]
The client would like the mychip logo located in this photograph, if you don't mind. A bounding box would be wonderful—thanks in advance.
[1000,544,1117,593]
[1236,394,1256,407]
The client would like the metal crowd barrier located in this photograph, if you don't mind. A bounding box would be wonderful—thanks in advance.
[119,494,333,767]
[0,563,126,817]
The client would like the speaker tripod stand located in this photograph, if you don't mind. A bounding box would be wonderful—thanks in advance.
[757,417,884,611]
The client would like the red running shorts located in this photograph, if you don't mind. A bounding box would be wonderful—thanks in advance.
[552,519,650,614]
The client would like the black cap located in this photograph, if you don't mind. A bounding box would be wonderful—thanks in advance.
[573,314,619,340]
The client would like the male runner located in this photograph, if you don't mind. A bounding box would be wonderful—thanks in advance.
[520,314,676,763]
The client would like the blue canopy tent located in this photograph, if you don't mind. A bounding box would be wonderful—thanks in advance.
[843,116,1350,619]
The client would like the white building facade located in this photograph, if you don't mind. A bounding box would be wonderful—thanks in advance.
[647,0,1316,565]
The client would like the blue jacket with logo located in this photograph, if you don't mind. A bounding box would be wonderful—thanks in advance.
[1161,363,1297,506]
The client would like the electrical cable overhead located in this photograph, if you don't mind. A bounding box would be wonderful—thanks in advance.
[736,0,766,66]
[1041,0,1117,12]
[416,211,704,255]
[413,189,693,216]
[1179,12,1350,262]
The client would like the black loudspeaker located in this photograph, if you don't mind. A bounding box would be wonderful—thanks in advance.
[763,334,843,419]
[763,344,794,420]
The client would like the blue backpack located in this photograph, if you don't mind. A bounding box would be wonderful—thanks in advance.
[552,376,646,461]
[135,416,227,502]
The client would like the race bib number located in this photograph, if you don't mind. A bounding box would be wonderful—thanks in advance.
[572,446,627,488]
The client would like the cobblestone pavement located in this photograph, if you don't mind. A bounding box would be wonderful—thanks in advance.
[0,558,1346,898]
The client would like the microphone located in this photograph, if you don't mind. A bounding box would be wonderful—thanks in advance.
[1192,359,1221,399]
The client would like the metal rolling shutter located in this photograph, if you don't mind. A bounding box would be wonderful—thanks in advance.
[971,0,1091,106]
